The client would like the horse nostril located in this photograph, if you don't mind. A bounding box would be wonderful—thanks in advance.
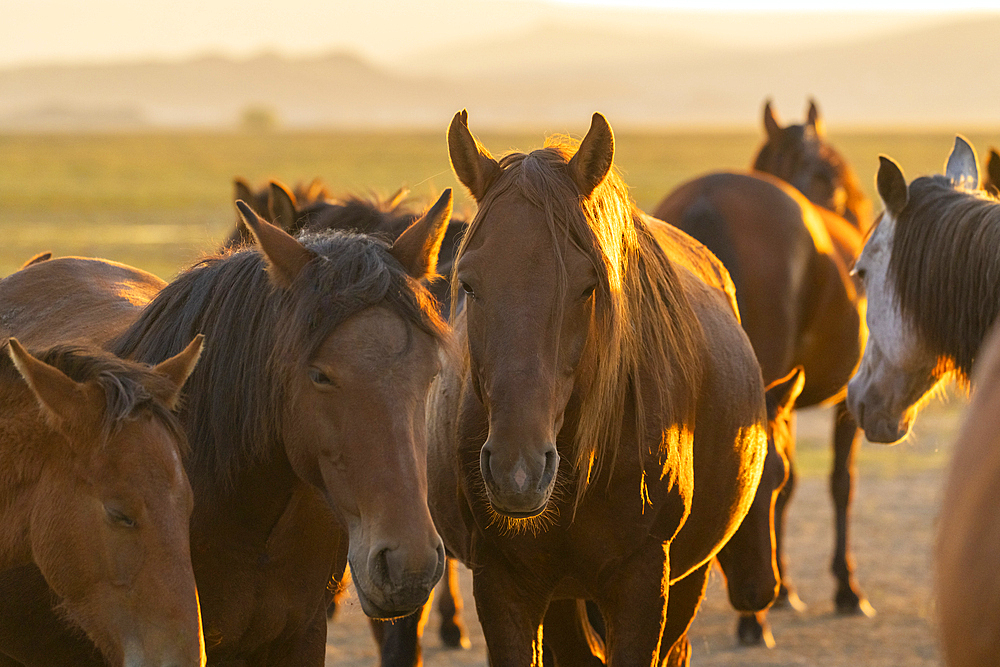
[539,447,559,491]
[479,445,496,489]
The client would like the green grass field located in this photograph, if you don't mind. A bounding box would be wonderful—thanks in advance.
[3,128,999,279]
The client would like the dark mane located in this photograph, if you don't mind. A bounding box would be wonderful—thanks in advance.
[300,194,418,239]
[0,342,185,446]
[111,231,447,492]
[889,175,1000,380]
[753,124,871,231]
[453,136,703,503]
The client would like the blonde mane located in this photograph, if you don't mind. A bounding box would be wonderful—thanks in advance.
[453,136,704,506]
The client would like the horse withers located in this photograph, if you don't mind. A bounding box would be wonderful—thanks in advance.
[848,137,1000,442]
[0,335,204,667]
[428,110,766,667]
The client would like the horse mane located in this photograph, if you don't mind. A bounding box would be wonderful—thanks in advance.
[300,194,418,239]
[111,231,447,493]
[0,342,186,447]
[454,136,703,504]
[889,175,1000,381]
[753,125,871,231]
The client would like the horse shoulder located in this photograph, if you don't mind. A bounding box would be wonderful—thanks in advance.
[937,323,1000,666]
[0,257,163,348]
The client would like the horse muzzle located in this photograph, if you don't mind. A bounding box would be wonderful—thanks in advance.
[350,540,445,619]
[479,440,559,517]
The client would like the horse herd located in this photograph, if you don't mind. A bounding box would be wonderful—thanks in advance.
[0,100,997,667]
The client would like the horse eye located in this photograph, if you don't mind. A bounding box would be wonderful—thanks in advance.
[105,506,137,529]
[581,284,597,300]
[309,368,334,387]
[460,281,476,300]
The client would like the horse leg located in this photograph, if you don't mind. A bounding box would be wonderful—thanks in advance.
[735,611,775,648]
[831,400,875,616]
[658,562,711,667]
[368,595,432,667]
[772,411,805,611]
[542,599,605,667]
[597,546,670,666]
[473,566,550,667]
[436,557,470,649]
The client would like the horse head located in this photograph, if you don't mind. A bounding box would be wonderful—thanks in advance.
[6,337,205,667]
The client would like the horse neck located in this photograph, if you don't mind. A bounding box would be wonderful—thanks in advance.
[188,439,301,548]
[0,387,62,568]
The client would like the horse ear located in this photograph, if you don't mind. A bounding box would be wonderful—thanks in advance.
[386,186,410,211]
[763,99,782,140]
[268,181,299,231]
[448,110,501,202]
[945,135,980,190]
[20,252,51,269]
[234,178,254,209]
[237,200,317,289]
[806,98,825,137]
[764,366,805,420]
[568,113,615,198]
[304,178,328,202]
[987,149,1000,193]
[7,338,102,434]
[390,189,453,282]
[876,155,908,217]
[151,334,204,410]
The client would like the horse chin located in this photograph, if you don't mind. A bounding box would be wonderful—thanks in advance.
[350,575,431,621]
[483,486,553,519]
[861,413,912,444]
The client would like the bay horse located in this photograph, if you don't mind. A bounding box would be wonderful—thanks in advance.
[0,335,204,666]
[427,110,767,666]
[936,321,1000,667]
[0,191,455,665]
[848,137,1000,442]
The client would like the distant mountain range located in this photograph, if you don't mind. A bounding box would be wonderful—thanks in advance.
[2,15,998,130]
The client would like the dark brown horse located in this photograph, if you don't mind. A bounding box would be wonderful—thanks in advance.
[0,192,455,665]
[224,178,333,247]
[848,137,1000,442]
[653,167,870,637]
[936,321,1000,667]
[0,336,203,666]
[754,99,871,232]
[427,110,767,667]
[984,148,1000,195]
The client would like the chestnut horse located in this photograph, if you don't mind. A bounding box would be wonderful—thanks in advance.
[0,192,454,665]
[427,110,766,667]
[0,337,203,667]
[848,137,1000,442]
[937,321,1000,667]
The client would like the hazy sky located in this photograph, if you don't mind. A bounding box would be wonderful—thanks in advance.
[2,0,994,68]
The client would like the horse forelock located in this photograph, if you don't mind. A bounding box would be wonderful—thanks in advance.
[889,175,1000,380]
[454,138,702,506]
[0,343,186,450]
[112,232,447,493]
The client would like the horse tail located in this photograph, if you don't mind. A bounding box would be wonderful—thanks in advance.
[677,197,745,312]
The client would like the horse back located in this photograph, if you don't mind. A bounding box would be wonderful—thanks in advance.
[0,257,164,349]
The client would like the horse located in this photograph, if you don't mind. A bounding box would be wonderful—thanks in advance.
[936,321,1000,667]
[0,191,455,665]
[848,136,1000,442]
[426,110,767,667]
[753,99,872,232]
[0,335,204,666]
[652,166,870,643]
[224,177,332,248]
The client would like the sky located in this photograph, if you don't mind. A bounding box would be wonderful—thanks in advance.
[1,0,995,69]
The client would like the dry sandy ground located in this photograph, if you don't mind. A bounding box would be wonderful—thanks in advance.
[324,399,964,667]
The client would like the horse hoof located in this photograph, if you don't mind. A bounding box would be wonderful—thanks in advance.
[773,587,807,612]
[440,621,471,649]
[836,595,876,617]
[736,614,775,648]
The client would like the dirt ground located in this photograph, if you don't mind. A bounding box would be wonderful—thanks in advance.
[324,398,965,667]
